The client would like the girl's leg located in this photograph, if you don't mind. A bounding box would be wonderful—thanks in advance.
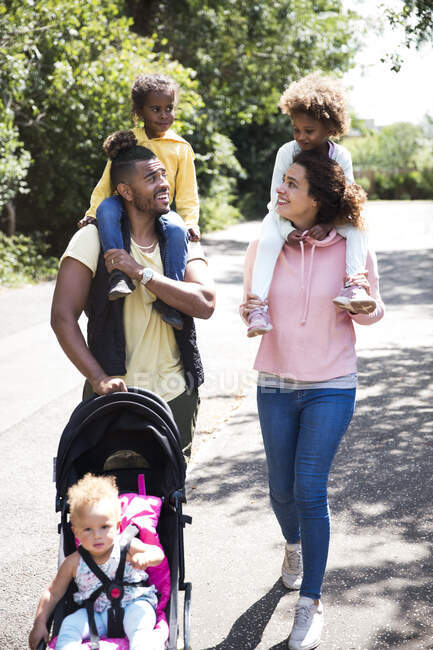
[96,196,135,300]
[294,388,356,600]
[256,386,301,543]
[153,211,189,330]
[158,211,189,281]
[335,224,368,277]
[333,225,376,314]
[123,599,157,650]
[251,213,286,300]
[248,213,286,337]
[56,608,107,650]
[96,196,125,251]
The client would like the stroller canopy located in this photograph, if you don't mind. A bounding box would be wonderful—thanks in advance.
[55,388,186,502]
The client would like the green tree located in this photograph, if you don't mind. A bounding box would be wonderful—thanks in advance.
[0,0,202,249]
[126,0,360,217]
[127,0,360,131]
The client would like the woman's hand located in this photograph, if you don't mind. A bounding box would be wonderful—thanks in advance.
[239,292,268,324]
[104,249,142,281]
[345,270,371,294]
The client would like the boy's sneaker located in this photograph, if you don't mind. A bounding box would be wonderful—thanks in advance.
[332,284,376,314]
[108,271,135,301]
[288,597,324,650]
[247,307,272,337]
[282,542,302,590]
[153,299,184,331]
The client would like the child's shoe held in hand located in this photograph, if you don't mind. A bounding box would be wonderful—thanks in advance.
[153,298,184,330]
[333,284,376,315]
[108,270,135,301]
[247,307,272,338]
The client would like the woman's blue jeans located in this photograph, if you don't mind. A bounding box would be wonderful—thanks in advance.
[257,385,356,600]
[97,196,189,281]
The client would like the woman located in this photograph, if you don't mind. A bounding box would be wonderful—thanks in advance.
[241,151,384,650]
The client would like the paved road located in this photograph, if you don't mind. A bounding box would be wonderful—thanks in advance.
[0,201,432,649]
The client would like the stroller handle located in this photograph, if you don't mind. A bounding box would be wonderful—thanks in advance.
[37,642,46,650]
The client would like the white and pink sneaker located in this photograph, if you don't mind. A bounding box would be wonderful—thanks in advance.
[333,284,376,314]
[247,307,272,337]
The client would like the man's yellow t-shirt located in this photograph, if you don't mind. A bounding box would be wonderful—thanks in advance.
[62,225,186,402]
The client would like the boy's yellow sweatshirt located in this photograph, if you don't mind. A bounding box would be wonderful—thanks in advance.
[85,127,199,228]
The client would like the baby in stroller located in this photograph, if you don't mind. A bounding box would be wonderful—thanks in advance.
[29,474,164,650]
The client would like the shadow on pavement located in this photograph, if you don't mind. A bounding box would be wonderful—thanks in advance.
[202,580,288,650]
[327,345,433,648]
[377,249,433,305]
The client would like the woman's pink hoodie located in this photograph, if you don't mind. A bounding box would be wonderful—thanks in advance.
[243,230,385,381]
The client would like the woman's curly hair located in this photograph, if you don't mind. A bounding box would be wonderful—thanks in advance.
[68,473,120,523]
[131,73,179,123]
[292,151,367,230]
[279,72,350,138]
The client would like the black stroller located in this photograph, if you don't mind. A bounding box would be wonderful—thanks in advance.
[41,387,192,650]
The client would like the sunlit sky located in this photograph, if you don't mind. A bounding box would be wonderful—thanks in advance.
[341,0,433,126]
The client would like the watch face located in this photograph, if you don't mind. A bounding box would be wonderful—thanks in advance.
[141,268,153,284]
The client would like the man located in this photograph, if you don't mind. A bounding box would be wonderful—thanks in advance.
[51,130,215,457]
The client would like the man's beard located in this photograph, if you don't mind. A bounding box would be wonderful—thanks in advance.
[132,193,170,217]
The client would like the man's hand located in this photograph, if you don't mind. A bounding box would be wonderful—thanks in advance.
[104,249,142,281]
[92,376,127,395]
[188,225,201,242]
[305,222,333,241]
[77,216,96,229]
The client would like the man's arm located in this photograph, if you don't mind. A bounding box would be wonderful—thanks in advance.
[105,249,216,319]
[50,257,127,394]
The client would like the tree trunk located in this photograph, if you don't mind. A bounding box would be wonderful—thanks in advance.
[7,201,16,236]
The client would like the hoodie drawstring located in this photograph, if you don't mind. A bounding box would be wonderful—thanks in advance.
[299,238,316,325]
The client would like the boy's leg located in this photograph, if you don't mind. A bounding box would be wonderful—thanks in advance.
[333,225,376,314]
[97,196,135,301]
[153,211,189,330]
[123,599,157,650]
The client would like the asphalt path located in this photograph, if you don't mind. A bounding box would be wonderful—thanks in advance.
[0,201,432,649]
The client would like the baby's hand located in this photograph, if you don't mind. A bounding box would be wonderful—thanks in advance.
[188,225,201,242]
[77,215,97,229]
[286,229,304,246]
[130,545,164,570]
[305,222,332,241]
[29,621,48,649]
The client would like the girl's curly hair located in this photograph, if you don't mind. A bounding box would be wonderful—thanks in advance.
[279,72,350,138]
[292,151,367,230]
[68,473,120,523]
[131,73,179,123]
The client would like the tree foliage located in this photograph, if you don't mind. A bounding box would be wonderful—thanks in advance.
[0,0,202,249]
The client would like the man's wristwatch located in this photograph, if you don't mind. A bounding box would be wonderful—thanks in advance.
[139,267,154,286]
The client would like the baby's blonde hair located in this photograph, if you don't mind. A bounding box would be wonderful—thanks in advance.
[68,473,120,523]
[279,72,350,138]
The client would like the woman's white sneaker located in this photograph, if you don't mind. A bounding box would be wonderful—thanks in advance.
[288,596,324,650]
[281,542,303,590]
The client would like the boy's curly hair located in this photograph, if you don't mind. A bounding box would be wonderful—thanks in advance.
[68,473,120,523]
[279,72,350,138]
[292,151,367,230]
[131,73,179,122]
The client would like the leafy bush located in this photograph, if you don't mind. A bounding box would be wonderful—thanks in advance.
[0,231,58,286]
